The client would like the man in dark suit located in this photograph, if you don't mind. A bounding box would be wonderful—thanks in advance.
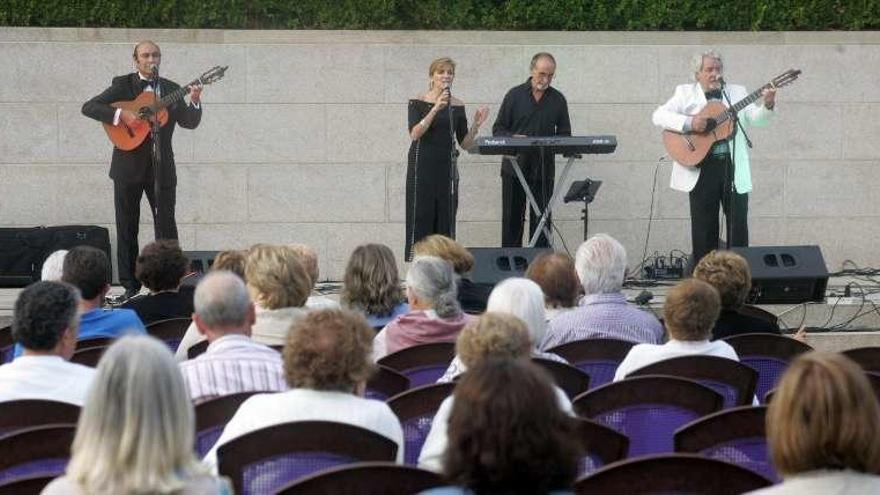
[82,40,203,299]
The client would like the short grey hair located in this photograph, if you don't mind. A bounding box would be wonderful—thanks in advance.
[486,277,547,346]
[691,49,723,80]
[41,250,68,281]
[530,52,556,70]
[575,234,627,295]
[194,271,251,328]
[406,255,461,319]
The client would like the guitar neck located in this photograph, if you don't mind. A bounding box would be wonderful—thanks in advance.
[718,83,770,124]
[156,78,198,109]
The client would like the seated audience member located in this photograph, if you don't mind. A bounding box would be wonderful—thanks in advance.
[204,309,404,468]
[0,282,95,405]
[245,244,312,346]
[341,243,409,328]
[420,313,574,473]
[746,352,880,494]
[526,251,581,321]
[439,278,565,382]
[43,336,230,494]
[413,235,491,314]
[373,256,470,360]
[14,246,145,358]
[288,242,340,310]
[423,359,581,495]
[541,234,663,351]
[122,240,195,324]
[614,278,738,381]
[693,250,781,340]
[41,249,68,281]
[179,271,286,404]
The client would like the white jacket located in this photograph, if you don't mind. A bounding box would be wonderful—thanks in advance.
[652,82,774,193]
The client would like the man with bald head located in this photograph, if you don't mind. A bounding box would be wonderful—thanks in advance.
[179,271,286,403]
[82,40,205,300]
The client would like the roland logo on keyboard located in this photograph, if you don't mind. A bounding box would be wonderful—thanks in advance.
[483,138,509,145]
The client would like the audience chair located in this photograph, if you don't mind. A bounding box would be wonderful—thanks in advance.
[674,405,776,482]
[0,424,75,486]
[194,392,263,457]
[272,461,445,495]
[74,336,114,350]
[545,338,635,389]
[0,400,80,437]
[723,333,812,404]
[738,304,779,328]
[187,339,209,359]
[365,365,410,401]
[572,375,723,458]
[377,343,456,388]
[842,347,880,373]
[628,355,758,408]
[573,453,772,494]
[69,344,111,367]
[386,382,456,465]
[217,421,398,495]
[575,418,629,476]
[532,358,591,399]
[0,473,58,495]
[146,317,192,351]
[0,326,13,364]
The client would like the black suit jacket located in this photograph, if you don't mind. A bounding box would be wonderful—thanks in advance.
[82,73,202,186]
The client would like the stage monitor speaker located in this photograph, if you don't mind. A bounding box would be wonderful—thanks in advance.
[184,250,220,274]
[468,247,552,286]
[731,245,828,304]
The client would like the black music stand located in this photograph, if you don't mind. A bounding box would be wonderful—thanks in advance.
[564,178,602,241]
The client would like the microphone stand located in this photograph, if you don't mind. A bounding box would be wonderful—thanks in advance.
[149,66,163,237]
[721,79,752,250]
[446,87,459,239]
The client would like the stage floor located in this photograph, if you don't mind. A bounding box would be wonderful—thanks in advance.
[2,275,879,353]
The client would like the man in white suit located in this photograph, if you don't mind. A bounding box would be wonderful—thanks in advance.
[653,50,777,268]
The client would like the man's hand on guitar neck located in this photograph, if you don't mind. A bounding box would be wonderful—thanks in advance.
[761,87,777,110]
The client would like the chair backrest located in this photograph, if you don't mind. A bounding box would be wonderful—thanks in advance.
[194,392,263,457]
[575,418,629,476]
[74,337,115,350]
[0,473,58,495]
[386,382,456,465]
[365,365,410,401]
[0,400,81,437]
[187,339,210,359]
[146,317,192,350]
[532,358,591,399]
[377,343,456,388]
[628,355,758,408]
[272,461,445,495]
[0,424,76,485]
[842,347,880,373]
[0,326,14,365]
[217,421,398,495]
[69,344,111,368]
[723,333,812,404]
[572,375,723,458]
[674,405,776,482]
[545,338,635,389]
[573,453,772,494]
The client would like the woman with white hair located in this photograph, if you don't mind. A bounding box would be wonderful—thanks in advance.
[41,249,68,281]
[437,277,566,382]
[373,255,470,360]
[43,335,230,494]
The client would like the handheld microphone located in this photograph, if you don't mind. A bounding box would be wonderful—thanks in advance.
[717,76,725,88]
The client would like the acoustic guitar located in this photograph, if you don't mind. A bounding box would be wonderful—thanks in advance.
[102,65,228,151]
[662,69,801,167]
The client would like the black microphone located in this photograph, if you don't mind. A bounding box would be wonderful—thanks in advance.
[150,65,159,76]
[717,76,726,88]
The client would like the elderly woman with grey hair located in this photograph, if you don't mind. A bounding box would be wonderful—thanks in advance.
[373,255,471,361]
[539,233,664,350]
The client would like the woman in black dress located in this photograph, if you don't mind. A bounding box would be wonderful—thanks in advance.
[406,57,489,260]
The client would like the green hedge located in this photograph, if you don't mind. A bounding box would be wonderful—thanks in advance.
[2,0,877,30]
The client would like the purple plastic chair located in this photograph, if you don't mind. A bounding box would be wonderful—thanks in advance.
[194,392,263,457]
[0,400,80,437]
[675,405,776,482]
[0,424,75,485]
[0,326,13,365]
[271,461,445,495]
[628,355,758,408]
[723,333,812,404]
[574,453,772,494]
[0,473,58,495]
[217,421,398,495]
[386,382,455,466]
[146,317,192,351]
[572,375,723,458]
[377,342,455,388]
[365,365,410,401]
[532,358,592,399]
[575,418,629,476]
[546,338,635,390]
[842,347,880,373]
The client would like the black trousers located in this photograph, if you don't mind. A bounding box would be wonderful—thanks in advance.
[113,179,178,291]
[689,154,748,268]
[501,156,554,247]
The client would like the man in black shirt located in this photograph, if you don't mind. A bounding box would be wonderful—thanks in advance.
[492,52,571,247]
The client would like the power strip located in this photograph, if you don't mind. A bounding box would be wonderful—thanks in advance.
[643,254,686,280]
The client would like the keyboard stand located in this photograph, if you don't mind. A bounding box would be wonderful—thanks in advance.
[507,152,580,248]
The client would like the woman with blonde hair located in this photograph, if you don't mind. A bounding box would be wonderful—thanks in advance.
[43,335,230,494]
[746,352,880,494]
[341,243,409,329]
[244,244,312,346]
[405,57,489,260]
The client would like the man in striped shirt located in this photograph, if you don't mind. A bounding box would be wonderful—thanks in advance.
[179,271,286,403]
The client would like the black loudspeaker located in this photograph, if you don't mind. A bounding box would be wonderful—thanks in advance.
[731,245,828,304]
[183,250,220,274]
[467,247,552,286]
[0,225,111,287]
